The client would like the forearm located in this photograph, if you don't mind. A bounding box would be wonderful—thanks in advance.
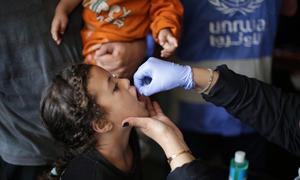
[200,65,300,157]
[56,0,82,14]
[164,132,210,180]
[192,67,219,94]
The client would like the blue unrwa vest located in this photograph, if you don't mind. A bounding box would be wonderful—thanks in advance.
[172,0,281,136]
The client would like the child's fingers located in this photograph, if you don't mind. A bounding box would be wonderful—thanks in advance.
[94,46,109,57]
[162,39,177,53]
[51,21,60,41]
[95,43,116,57]
[158,33,167,47]
[59,22,67,35]
[51,21,65,45]
[85,54,93,63]
[160,49,171,58]
[87,44,102,54]
[51,31,58,42]
[56,37,62,45]
[167,35,178,48]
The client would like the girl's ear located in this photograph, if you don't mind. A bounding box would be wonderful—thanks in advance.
[92,120,113,133]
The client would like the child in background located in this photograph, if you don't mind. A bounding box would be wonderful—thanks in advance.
[51,0,183,64]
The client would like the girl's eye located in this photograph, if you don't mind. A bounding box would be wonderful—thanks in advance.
[113,82,119,92]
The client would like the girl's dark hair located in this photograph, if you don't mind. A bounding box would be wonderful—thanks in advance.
[40,64,105,179]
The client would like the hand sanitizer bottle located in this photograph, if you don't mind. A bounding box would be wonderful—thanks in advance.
[229,151,249,180]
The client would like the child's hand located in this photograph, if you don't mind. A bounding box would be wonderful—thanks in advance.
[51,11,68,45]
[157,29,178,58]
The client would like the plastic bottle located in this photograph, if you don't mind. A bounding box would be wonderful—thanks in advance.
[229,151,249,180]
[294,167,300,180]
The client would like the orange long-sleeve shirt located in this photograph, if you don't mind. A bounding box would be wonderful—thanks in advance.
[81,0,183,58]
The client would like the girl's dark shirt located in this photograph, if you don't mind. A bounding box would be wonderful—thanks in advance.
[62,130,141,180]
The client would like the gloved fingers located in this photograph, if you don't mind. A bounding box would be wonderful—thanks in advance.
[134,76,154,96]
[134,57,180,95]
[140,75,165,96]
[133,64,152,88]
[133,77,143,92]
[138,83,154,96]
[147,57,158,63]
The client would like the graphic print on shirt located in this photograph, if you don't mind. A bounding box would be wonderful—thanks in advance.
[208,0,264,16]
[208,0,266,48]
[83,0,132,28]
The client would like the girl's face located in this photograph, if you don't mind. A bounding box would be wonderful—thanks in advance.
[87,66,148,127]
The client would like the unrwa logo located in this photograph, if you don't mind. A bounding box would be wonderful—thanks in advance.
[208,0,264,16]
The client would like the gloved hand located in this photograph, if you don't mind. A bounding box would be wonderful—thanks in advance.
[134,57,194,96]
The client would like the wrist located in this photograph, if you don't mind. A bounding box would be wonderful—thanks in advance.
[192,67,219,94]
[181,65,194,90]
[160,132,189,158]
[161,133,195,171]
[56,2,72,15]
[169,151,195,171]
[158,28,171,36]
[55,6,68,16]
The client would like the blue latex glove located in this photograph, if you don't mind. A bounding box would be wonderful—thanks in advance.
[134,57,194,96]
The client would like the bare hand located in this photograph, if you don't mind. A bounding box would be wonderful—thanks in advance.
[122,98,187,156]
[86,39,146,78]
[157,29,178,58]
[122,98,195,170]
[51,10,68,45]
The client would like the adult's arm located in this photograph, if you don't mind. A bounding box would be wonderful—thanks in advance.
[199,65,300,157]
[134,58,300,156]
[123,100,215,180]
